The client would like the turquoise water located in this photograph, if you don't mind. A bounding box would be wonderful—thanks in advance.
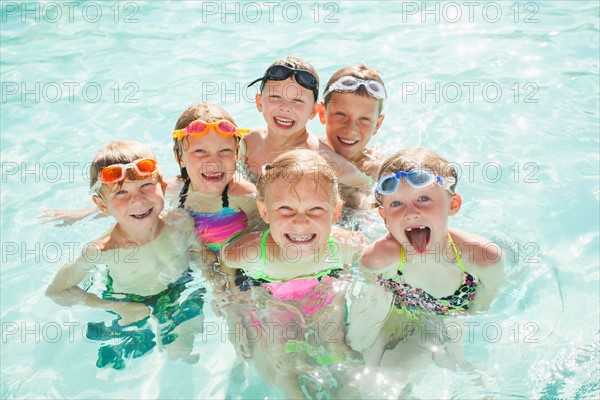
[1,1,598,398]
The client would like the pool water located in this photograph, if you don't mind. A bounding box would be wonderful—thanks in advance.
[1,1,598,398]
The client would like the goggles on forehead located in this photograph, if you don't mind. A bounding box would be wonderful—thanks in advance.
[322,75,386,100]
[375,169,456,198]
[172,120,249,141]
[248,65,319,101]
[89,158,159,195]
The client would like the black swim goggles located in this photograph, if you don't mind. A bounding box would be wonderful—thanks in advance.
[248,65,319,101]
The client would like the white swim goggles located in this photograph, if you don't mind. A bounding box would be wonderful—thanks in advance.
[375,169,456,198]
[322,75,386,100]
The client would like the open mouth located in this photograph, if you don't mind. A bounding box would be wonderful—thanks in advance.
[131,208,152,219]
[274,117,295,129]
[201,172,225,183]
[285,233,316,243]
[405,226,430,254]
[337,137,359,146]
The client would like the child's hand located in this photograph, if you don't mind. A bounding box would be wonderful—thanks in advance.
[112,302,151,326]
[38,207,98,226]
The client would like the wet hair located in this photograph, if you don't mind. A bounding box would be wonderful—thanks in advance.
[377,147,458,202]
[260,56,320,102]
[323,63,386,114]
[172,102,238,180]
[257,149,341,205]
[90,140,162,197]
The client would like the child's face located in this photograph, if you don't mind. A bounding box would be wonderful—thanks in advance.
[257,175,341,254]
[256,77,317,137]
[93,174,165,231]
[318,92,384,162]
[177,130,238,195]
[378,181,461,255]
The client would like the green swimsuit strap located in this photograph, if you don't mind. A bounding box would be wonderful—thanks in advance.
[258,228,270,278]
[398,232,466,273]
[448,233,467,272]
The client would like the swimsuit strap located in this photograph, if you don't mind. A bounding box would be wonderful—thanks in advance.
[327,235,342,270]
[179,179,230,209]
[398,245,406,274]
[260,228,269,270]
[178,178,191,209]
[448,233,467,272]
[221,183,230,208]
[398,232,466,273]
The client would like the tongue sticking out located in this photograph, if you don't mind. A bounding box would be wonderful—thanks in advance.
[405,227,430,254]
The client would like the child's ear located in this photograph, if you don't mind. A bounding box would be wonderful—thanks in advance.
[448,194,462,216]
[316,102,327,125]
[377,205,386,220]
[255,93,263,112]
[373,113,385,136]
[308,102,318,120]
[332,200,343,223]
[92,195,111,215]
[160,180,167,194]
[257,199,269,223]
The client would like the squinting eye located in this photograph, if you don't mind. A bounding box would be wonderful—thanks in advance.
[418,195,431,201]
[390,200,402,207]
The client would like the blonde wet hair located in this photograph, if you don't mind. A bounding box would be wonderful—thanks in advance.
[257,149,341,206]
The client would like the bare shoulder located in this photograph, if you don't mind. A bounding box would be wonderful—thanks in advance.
[243,128,267,147]
[318,137,334,150]
[449,228,504,268]
[221,231,262,268]
[229,176,257,197]
[360,235,399,272]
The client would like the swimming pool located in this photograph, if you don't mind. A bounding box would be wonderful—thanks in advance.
[1,1,598,398]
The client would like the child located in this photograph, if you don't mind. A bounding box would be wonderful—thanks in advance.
[221,149,367,398]
[350,147,505,369]
[170,102,258,254]
[317,63,387,180]
[46,140,205,368]
[40,102,259,252]
[242,56,372,193]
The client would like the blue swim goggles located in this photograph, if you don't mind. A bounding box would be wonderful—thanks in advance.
[375,169,456,198]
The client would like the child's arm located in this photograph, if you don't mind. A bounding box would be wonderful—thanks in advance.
[46,249,150,325]
[333,227,369,267]
[39,176,184,227]
[320,147,373,190]
[38,207,105,226]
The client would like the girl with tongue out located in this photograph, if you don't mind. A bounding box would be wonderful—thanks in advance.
[351,147,505,371]
[361,147,505,317]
